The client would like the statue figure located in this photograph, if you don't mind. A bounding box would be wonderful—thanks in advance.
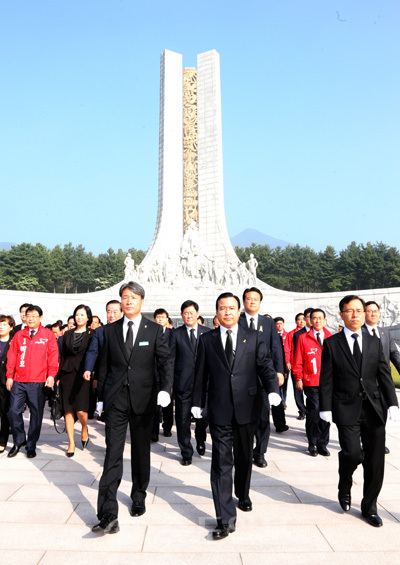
[124,253,135,281]
[247,253,258,284]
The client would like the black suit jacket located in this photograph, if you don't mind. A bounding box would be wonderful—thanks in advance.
[238,313,284,373]
[97,317,173,414]
[193,325,279,426]
[58,329,93,378]
[319,331,398,426]
[170,324,211,393]
[362,324,400,374]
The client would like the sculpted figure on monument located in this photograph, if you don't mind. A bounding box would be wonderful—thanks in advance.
[124,253,136,281]
[247,253,258,284]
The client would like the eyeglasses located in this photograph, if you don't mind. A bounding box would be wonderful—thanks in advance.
[26,314,40,320]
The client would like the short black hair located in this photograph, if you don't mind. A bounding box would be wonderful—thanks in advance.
[243,287,263,302]
[19,303,31,312]
[197,315,205,324]
[106,300,121,311]
[274,316,284,323]
[154,308,169,319]
[216,292,240,310]
[304,307,314,317]
[295,312,304,321]
[339,295,366,313]
[26,305,43,317]
[365,300,380,310]
[0,314,15,329]
[181,300,199,313]
[311,308,326,319]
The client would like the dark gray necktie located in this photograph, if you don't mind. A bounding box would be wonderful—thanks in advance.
[125,321,133,357]
[316,332,322,347]
[190,328,196,353]
[249,317,255,330]
[225,329,234,369]
[372,328,378,338]
[30,330,35,340]
[352,333,362,372]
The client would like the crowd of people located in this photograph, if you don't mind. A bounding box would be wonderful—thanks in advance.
[0,284,399,539]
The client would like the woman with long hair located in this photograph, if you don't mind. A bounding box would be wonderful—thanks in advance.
[0,315,15,453]
[57,304,93,457]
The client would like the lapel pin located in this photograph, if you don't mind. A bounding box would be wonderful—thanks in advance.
[259,326,263,332]
[243,339,246,343]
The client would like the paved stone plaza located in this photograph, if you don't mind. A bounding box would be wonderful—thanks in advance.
[0,388,399,564]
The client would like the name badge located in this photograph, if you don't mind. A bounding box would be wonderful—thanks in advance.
[139,341,149,346]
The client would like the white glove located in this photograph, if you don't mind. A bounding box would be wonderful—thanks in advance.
[268,392,282,407]
[388,406,400,421]
[191,406,203,419]
[157,391,171,408]
[319,411,333,424]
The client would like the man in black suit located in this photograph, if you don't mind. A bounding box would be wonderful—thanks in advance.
[92,282,173,534]
[319,295,399,527]
[170,300,211,465]
[192,292,281,539]
[12,303,31,336]
[238,287,286,468]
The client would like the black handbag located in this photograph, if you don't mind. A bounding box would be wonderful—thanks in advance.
[50,385,65,433]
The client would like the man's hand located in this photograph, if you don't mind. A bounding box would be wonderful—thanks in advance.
[287,363,292,371]
[296,380,303,391]
[83,370,91,381]
[276,372,284,386]
[6,378,13,392]
[268,392,281,407]
[191,406,202,419]
[319,411,333,424]
[45,376,54,388]
[157,391,171,407]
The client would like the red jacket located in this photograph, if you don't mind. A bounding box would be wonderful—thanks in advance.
[6,325,59,383]
[279,329,291,368]
[287,326,302,365]
[293,328,332,387]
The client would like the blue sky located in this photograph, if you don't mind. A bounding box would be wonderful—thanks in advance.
[1,1,399,256]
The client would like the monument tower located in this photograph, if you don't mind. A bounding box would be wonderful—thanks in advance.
[138,49,246,288]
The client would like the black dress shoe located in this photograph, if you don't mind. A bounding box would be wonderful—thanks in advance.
[7,442,26,458]
[130,501,146,517]
[385,446,390,454]
[92,513,119,533]
[338,492,351,512]
[308,446,318,457]
[253,457,268,468]
[196,442,205,456]
[181,457,192,466]
[26,450,36,458]
[317,446,330,456]
[151,434,159,442]
[362,513,383,527]
[212,523,235,540]
[275,425,289,433]
[163,430,172,437]
[297,413,306,420]
[238,498,252,512]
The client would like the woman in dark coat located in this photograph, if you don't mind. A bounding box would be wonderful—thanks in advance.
[0,315,15,453]
[57,304,93,457]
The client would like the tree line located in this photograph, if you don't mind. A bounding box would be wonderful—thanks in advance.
[236,241,400,292]
[1,241,399,294]
[0,243,145,293]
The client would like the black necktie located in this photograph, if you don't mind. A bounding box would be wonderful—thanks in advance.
[225,329,234,369]
[372,328,378,338]
[125,321,133,357]
[249,317,255,330]
[316,332,322,347]
[190,328,196,353]
[352,333,362,372]
[30,330,35,340]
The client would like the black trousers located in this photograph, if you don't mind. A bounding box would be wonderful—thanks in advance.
[253,389,286,458]
[151,399,174,437]
[303,386,330,449]
[97,385,153,518]
[209,418,256,526]
[175,390,207,459]
[290,372,307,415]
[8,382,47,451]
[337,399,385,516]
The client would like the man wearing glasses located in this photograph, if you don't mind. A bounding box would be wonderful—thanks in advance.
[6,305,59,458]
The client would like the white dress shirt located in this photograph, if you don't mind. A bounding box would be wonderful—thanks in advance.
[123,314,141,347]
[343,326,363,353]
[220,324,238,354]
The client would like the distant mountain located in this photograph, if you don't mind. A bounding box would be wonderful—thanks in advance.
[230,229,291,249]
[0,242,14,251]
